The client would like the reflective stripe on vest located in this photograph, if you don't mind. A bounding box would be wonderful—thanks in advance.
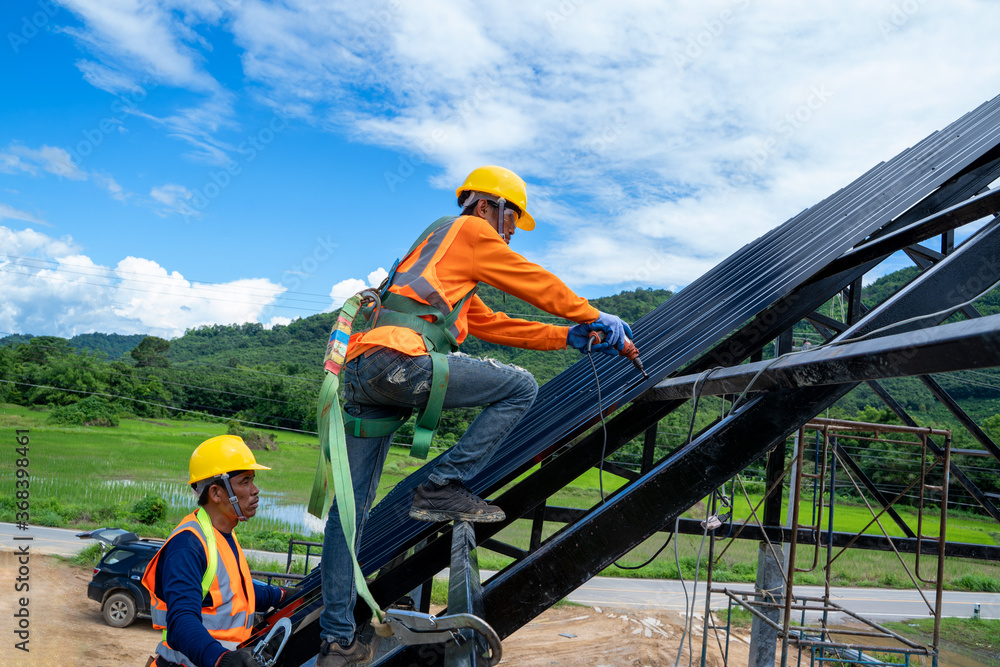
[141,510,255,664]
[388,216,467,340]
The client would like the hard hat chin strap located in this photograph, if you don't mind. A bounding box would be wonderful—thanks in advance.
[460,191,508,240]
[218,472,247,522]
[496,197,508,239]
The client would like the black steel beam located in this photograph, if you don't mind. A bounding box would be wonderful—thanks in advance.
[644,313,1000,400]
[444,521,487,667]
[805,310,848,334]
[642,423,658,474]
[477,214,1000,641]
[814,186,1000,281]
[481,385,854,640]
[480,538,527,561]
[867,380,1000,523]
[847,277,863,324]
[920,374,1000,463]
[903,246,986,320]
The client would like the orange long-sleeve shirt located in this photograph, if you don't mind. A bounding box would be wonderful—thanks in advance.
[346,215,599,361]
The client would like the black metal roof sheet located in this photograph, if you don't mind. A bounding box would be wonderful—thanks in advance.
[355,93,1000,570]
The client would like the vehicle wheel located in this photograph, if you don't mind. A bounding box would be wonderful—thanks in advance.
[103,592,137,628]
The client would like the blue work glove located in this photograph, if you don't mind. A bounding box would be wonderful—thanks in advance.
[591,311,633,352]
[567,324,592,352]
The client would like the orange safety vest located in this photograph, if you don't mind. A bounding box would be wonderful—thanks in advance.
[346,214,598,362]
[141,510,255,667]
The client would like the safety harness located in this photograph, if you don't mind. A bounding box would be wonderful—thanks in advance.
[340,215,478,459]
[307,215,478,623]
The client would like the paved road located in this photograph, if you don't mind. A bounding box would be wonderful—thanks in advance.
[4,522,998,621]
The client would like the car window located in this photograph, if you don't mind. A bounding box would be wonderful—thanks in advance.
[103,549,135,566]
[131,559,151,577]
[81,528,133,547]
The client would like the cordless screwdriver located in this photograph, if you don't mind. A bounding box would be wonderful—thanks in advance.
[587,330,650,379]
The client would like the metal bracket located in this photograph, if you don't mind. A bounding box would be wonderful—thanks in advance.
[384,609,502,666]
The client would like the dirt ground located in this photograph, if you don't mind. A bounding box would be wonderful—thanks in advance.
[0,553,751,667]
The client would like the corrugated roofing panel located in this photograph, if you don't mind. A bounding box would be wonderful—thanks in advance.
[357,94,1000,569]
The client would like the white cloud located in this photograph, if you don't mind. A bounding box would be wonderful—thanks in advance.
[328,279,367,309]
[0,144,86,180]
[0,226,286,338]
[93,172,127,202]
[265,316,292,329]
[60,0,238,164]
[49,1,1000,293]
[329,267,388,309]
[75,59,144,95]
[367,267,388,288]
[216,0,1000,290]
[0,143,131,202]
[150,183,198,217]
[0,204,51,228]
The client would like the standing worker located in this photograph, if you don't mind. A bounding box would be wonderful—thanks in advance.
[318,165,633,665]
[142,435,287,667]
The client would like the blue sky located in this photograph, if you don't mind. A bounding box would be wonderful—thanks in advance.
[3,0,1000,339]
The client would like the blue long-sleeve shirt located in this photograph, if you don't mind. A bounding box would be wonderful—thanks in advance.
[154,530,283,667]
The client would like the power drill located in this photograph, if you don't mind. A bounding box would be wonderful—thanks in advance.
[587,330,650,379]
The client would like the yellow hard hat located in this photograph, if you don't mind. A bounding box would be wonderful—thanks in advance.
[456,165,536,231]
[189,435,270,484]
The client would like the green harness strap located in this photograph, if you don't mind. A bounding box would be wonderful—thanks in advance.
[305,217,478,621]
[307,294,383,622]
[162,509,218,643]
[343,287,476,459]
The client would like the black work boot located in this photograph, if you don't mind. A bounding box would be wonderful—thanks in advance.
[317,636,373,667]
[409,481,506,523]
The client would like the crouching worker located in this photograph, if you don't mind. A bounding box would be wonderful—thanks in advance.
[142,435,287,667]
[318,165,633,665]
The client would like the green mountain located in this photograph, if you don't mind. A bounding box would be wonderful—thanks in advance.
[2,269,997,436]
[0,332,146,360]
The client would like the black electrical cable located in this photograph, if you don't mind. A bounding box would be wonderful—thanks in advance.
[582,332,727,572]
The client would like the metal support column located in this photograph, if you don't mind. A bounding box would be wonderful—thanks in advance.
[750,329,793,667]
[445,521,487,667]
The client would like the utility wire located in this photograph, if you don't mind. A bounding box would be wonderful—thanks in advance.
[0,379,318,435]
[7,370,308,429]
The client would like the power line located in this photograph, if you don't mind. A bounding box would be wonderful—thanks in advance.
[1,253,338,299]
[0,265,325,313]
[0,379,318,435]
[8,370,309,428]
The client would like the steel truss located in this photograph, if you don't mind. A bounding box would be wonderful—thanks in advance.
[263,96,1000,667]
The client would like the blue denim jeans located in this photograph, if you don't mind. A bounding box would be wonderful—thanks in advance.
[319,347,538,643]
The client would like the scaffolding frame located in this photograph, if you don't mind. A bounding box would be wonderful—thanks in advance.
[706,419,953,667]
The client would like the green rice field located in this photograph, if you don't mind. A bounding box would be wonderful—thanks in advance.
[3,403,1000,588]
